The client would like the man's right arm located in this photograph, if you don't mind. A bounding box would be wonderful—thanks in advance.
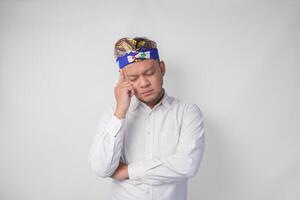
[88,105,126,178]
[88,69,134,178]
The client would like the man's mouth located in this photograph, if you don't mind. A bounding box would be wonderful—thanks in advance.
[142,90,153,96]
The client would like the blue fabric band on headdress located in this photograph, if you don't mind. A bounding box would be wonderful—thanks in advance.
[116,48,159,69]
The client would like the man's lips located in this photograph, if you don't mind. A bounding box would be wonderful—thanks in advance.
[142,90,153,95]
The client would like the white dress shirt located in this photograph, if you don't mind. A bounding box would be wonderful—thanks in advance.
[88,89,205,200]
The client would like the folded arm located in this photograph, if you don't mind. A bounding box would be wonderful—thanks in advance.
[88,105,126,177]
[128,103,205,185]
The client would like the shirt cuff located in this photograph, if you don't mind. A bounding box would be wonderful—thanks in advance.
[128,159,163,180]
[107,114,125,137]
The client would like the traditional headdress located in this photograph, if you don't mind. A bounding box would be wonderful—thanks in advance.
[114,37,160,69]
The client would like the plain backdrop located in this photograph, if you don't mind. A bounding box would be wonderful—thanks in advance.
[0,0,299,199]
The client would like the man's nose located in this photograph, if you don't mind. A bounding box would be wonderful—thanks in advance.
[139,76,150,88]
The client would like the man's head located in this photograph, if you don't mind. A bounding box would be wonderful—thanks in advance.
[114,37,166,107]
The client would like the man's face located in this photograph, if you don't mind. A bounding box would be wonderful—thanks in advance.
[122,59,165,106]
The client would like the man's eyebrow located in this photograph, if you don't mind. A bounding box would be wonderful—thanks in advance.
[126,74,138,77]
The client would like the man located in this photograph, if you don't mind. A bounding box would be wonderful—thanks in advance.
[88,37,205,200]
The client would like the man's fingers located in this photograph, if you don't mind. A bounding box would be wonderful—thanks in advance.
[122,84,134,97]
[122,70,130,83]
[125,85,134,97]
[118,69,126,84]
[129,87,135,97]
[116,70,134,97]
[120,82,131,88]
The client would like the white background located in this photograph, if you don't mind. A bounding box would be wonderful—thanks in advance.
[0,0,299,199]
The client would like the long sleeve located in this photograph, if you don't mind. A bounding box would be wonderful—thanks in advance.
[127,103,205,185]
[88,105,126,178]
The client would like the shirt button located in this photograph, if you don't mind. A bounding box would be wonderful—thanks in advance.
[147,131,150,135]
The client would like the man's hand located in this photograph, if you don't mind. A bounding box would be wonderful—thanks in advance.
[111,162,129,181]
[114,69,135,119]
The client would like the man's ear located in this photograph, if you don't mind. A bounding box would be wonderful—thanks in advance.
[159,60,166,76]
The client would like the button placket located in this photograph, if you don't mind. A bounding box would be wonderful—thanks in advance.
[146,112,154,159]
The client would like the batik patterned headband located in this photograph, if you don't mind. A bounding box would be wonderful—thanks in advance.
[116,48,159,69]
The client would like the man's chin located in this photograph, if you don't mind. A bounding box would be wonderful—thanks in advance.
[136,94,155,103]
[136,96,151,103]
[136,89,163,104]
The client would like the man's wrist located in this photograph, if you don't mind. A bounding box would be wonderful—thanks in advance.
[114,111,126,119]
[124,164,129,179]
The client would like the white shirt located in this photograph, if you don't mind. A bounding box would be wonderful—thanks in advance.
[88,89,205,200]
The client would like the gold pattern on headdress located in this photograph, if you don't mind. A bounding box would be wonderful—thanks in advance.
[114,37,157,59]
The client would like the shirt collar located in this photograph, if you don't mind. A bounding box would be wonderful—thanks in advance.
[129,88,171,112]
